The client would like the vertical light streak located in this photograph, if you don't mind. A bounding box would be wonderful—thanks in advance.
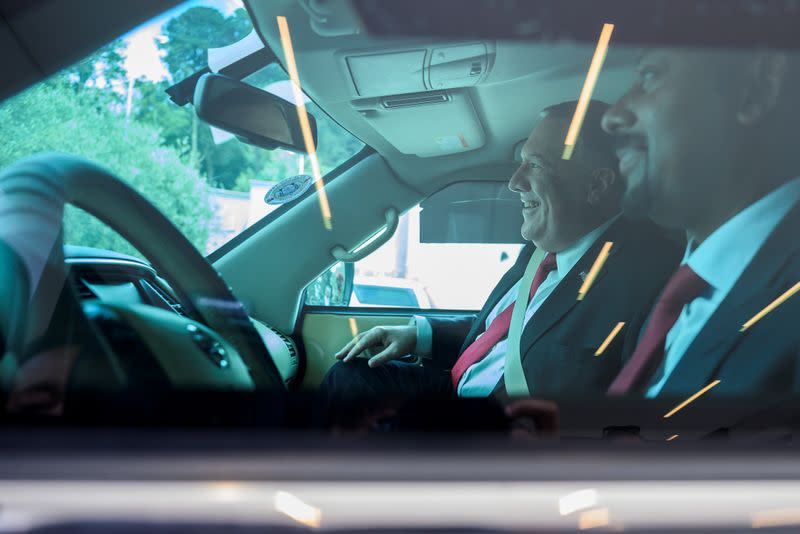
[562,23,615,160]
[276,16,332,230]
[348,317,359,337]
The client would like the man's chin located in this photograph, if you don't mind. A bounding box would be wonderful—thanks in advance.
[520,226,539,245]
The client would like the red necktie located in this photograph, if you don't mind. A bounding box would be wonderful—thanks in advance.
[450,253,557,389]
[608,264,708,395]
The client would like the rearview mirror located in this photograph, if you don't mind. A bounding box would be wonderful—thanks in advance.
[193,73,317,154]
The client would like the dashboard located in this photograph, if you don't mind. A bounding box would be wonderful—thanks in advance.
[65,245,298,387]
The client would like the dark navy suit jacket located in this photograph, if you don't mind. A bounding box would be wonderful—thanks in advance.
[426,217,683,395]
[643,203,800,397]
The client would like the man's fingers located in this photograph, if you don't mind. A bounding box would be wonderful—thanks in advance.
[343,330,381,362]
[504,399,560,436]
[335,335,360,359]
[368,343,399,368]
[504,399,558,419]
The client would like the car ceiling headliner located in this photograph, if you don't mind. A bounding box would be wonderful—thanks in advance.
[247,0,640,194]
[0,0,181,103]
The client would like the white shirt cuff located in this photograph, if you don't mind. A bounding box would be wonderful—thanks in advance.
[411,314,433,357]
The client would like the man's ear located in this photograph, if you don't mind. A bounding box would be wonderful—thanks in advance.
[587,167,616,205]
[737,53,787,126]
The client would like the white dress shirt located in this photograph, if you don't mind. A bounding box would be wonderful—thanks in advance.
[645,177,800,397]
[414,216,618,397]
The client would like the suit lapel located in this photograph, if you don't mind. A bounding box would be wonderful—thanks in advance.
[518,220,624,357]
[658,204,800,395]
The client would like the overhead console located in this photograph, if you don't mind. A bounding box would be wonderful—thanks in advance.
[342,42,495,157]
[346,43,491,96]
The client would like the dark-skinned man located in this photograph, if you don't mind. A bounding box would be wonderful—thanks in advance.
[322,100,681,404]
[599,50,800,397]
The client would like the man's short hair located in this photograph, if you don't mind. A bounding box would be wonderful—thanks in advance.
[539,100,617,170]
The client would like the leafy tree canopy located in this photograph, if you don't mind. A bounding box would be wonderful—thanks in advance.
[0,80,211,257]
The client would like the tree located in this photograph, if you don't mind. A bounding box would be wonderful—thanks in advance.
[157,7,254,179]
[65,40,128,89]
[160,7,252,81]
[0,80,212,257]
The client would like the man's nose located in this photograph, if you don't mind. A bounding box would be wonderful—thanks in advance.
[601,99,637,135]
[508,166,530,193]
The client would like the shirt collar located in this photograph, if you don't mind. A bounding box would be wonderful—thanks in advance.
[555,213,621,278]
[685,177,800,293]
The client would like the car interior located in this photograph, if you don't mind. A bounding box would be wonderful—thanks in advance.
[1,0,798,434]
[0,0,641,398]
[5,1,800,532]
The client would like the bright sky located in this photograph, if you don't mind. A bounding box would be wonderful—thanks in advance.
[123,0,243,82]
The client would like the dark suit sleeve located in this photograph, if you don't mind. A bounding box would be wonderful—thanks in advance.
[425,315,476,369]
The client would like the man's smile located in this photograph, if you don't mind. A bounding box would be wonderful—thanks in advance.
[616,146,646,178]
[522,198,541,211]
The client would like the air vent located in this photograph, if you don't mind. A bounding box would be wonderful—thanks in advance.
[277,331,298,360]
[75,278,97,300]
[382,91,449,109]
[265,324,298,361]
[145,281,187,317]
[270,328,297,386]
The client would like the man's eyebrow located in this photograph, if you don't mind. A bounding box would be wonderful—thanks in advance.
[527,152,554,166]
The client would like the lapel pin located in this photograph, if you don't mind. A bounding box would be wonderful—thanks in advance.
[579,271,588,282]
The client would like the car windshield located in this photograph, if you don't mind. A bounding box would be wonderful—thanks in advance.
[3,0,800,450]
[0,0,363,258]
[8,1,800,531]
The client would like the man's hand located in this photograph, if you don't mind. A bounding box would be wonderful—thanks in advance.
[504,399,560,438]
[335,325,417,368]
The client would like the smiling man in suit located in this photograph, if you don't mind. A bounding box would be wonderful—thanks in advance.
[322,100,681,401]
[600,50,800,397]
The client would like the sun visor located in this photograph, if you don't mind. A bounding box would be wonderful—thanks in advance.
[354,90,485,157]
[347,50,428,96]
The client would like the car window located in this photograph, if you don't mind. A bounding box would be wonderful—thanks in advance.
[8,0,800,454]
[305,183,526,310]
[0,0,363,259]
[354,285,419,307]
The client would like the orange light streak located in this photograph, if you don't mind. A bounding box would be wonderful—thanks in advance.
[277,16,332,230]
[578,241,613,301]
[595,322,625,356]
[663,380,721,419]
[562,23,615,160]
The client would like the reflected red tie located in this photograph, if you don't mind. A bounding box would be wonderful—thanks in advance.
[608,264,708,395]
[450,252,557,389]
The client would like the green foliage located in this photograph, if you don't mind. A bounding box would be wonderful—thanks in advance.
[160,6,253,81]
[0,2,363,260]
[305,263,349,306]
[145,8,363,191]
[65,40,128,89]
[0,80,212,257]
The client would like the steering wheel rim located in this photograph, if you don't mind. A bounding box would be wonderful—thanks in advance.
[0,153,284,391]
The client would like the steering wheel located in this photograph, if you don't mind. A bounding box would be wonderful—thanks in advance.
[0,154,284,399]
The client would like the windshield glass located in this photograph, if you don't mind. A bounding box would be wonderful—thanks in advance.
[4,0,800,450]
[0,0,363,257]
[8,3,800,531]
